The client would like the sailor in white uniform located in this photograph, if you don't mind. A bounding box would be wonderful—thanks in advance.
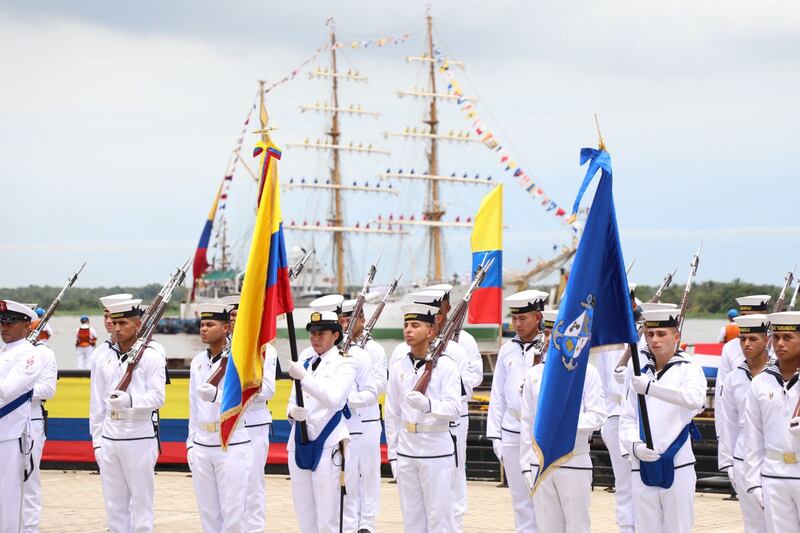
[221,294,276,533]
[341,298,387,533]
[90,299,166,533]
[487,289,549,532]
[0,300,45,533]
[22,309,57,533]
[286,311,357,533]
[385,303,462,533]
[619,306,707,533]
[519,349,606,533]
[187,303,251,533]
[719,314,771,533]
[743,311,800,531]
[715,295,772,440]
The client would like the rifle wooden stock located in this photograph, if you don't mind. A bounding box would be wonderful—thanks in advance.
[412,297,468,395]
[773,269,795,313]
[206,356,229,387]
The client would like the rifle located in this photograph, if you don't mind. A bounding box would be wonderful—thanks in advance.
[340,257,379,353]
[789,278,800,312]
[676,242,702,336]
[206,336,231,387]
[412,255,494,394]
[615,267,677,369]
[27,262,86,343]
[773,265,796,313]
[289,248,315,281]
[358,274,402,348]
[112,259,191,393]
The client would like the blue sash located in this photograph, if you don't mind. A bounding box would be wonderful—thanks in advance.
[293,356,351,471]
[638,418,701,488]
[0,390,33,419]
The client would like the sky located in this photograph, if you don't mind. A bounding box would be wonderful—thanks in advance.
[1,0,798,289]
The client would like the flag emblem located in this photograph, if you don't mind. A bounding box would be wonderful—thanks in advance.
[552,294,595,371]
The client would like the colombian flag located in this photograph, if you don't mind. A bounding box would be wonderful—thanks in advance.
[191,180,223,299]
[219,139,293,448]
[468,184,503,324]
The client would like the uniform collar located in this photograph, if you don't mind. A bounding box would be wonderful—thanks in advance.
[512,334,543,353]
[0,338,28,351]
[763,363,800,389]
[736,356,773,381]
[642,349,689,378]
[407,352,427,371]
[206,348,224,365]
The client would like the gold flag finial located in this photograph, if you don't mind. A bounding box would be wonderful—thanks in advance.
[253,80,276,142]
[594,113,606,152]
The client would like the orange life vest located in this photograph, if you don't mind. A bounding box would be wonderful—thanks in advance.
[724,323,740,343]
[29,319,50,341]
[77,327,95,348]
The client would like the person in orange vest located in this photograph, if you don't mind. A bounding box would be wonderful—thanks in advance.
[718,309,741,343]
[75,315,98,370]
[28,306,53,345]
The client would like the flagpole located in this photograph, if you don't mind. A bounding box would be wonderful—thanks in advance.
[286,311,309,443]
[629,342,653,449]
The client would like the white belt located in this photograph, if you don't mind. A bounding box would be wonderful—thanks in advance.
[403,421,450,434]
[109,410,152,421]
[507,409,521,421]
[201,422,220,433]
[247,401,268,412]
[766,450,800,464]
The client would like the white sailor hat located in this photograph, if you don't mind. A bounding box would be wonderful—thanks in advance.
[341,299,363,318]
[542,309,559,330]
[99,293,134,311]
[733,314,770,334]
[505,290,548,314]
[411,290,447,309]
[220,294,241,310]
[638,302,678,313]
[306,310,342,333]
[106,299,144,320]
[641,307,680,329]
[197,303,230,322]
[767,311,800,333]
[402,303,438,324]
[0,300,38,322]
[735,295,771,313]
[425,283,453,300]
[309,294,345,315]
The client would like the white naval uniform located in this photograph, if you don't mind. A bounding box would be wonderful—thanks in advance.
[519,362,606,533]
[22,342,57,533]
[619,351,707,533]
[487,337,539,532]
[0,339,43,533]
[743,364,800,531]
[350,338,387,533]
[242,344,277,533]
[187,350,252,533]
[720,360,768,533]
[90,342,165,533]
[715,338,744,439]
[385,349,461,533]
[596,344,637,532]
[287,346,357,533]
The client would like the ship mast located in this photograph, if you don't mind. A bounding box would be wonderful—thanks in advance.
[328,26,346,295]
[423,13,444,283]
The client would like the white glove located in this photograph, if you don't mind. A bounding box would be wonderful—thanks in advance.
[198,384,218,402]
[406,391,431,413]
[288,361,307,380]
[726,468,736,492]
[108,390,132,410]
[289,406,309,422]
[632,442,661,462]
[752,487,764,509]
[789,417,800,436]
[492,440,503,462]
[613,366,627,385]
[524,471,534,491]
[389,460,397,480]
[630,375,652,395]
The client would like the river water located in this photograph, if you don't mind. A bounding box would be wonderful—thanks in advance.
[42,315,726,371]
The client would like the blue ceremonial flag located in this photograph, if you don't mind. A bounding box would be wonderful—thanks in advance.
[532,147,637,490]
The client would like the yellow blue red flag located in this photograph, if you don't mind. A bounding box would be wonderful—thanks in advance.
[469,184,503,324]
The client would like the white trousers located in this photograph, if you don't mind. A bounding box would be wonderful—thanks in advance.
[342,432,363,532]
[0,438,24,533]
[358,420,382,532]
[503,443,537,532]
[243,424,270,533]
[763,476,800,531]
[396,454,456,533]
[289,441,347,533]
[22,418,45,533]
[533,467,592,533]
[76,346,94,370]
[189,442,252,533]
[631,465,696,533]
[733,460,768,533]
[98,436,159,533]
[452,416,469,529]
[600,416,636,532]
